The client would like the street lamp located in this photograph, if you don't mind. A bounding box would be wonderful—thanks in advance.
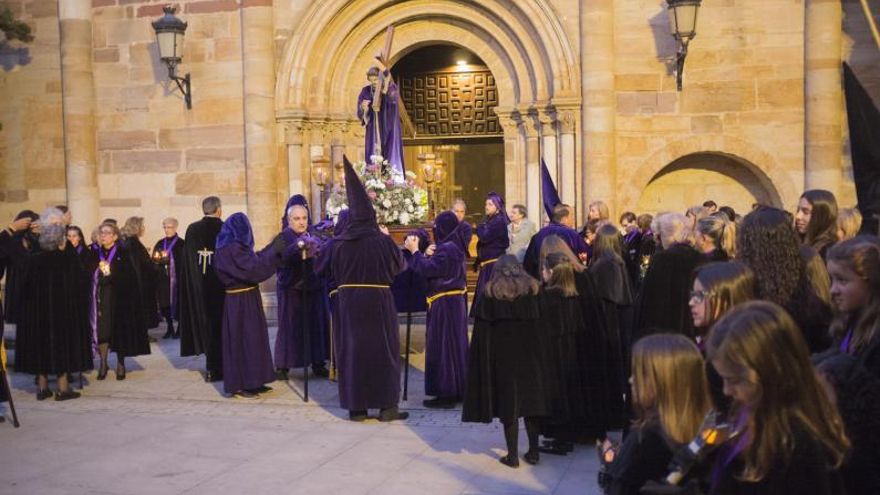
[666,0,702,91]
[152,5,192,109]
[311,155,331,220]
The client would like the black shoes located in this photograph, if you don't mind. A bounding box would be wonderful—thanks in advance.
[349,410,368,422]
[499,454,520,468]
[378,407,409,422]
[55,390,81,401]
[116,364,126,381]
[96,362,108,381]
[312,363,330,378]
[523,450,540,465]
[162,328,174,339]
[422,397,456,409]
[254,385,273,394]
[233,390,259,400]
[275,368,289,381]
[204,371,223,382]
[36,388,54,401]
[539,439,574,456]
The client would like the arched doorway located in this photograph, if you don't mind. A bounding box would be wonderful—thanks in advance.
[636,152,783,216]
[274,0,581,223]
[393,44,504,222]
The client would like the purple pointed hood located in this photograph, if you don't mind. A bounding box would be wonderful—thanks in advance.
[541,158,562,222]
[433,210,470,255]
[339,155,380,240]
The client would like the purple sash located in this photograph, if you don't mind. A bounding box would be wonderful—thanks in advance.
[163,236,179,316]
[840,328,854,354]
[710,409,749,490]
[91,244,117,356]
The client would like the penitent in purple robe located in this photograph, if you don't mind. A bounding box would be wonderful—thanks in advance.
[332,234,405,410]
[357,74,405,176]
[522,223,589,279]
[471,211,510,316]
[274,230,329,369]
[408,212,470,398]
[215,240,284,395]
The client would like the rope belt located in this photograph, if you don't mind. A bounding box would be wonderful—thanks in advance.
[225,286,258,295]
[426,289,467,309]
[328,289,339,298]
[479,258,499,268]
[337,284,391,290]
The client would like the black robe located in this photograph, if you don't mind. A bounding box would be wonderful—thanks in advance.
[633,243,703,340]
[95,244,151,357]
[588,256,633,431]
[462,294,548,423]
[124,237,160,329]
[606,421,676,495]
[3,232,38,324]
[152,235,185,318]
[14,246,93,375]
[178,217,224,374]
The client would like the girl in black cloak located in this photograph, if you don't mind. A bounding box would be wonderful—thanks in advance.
[16,213,92,400]
[94,223,150,380]
[462,254,547,468]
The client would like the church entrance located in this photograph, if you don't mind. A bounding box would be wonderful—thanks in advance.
[394,45,505,223]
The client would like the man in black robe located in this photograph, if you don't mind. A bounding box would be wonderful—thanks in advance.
[153,217,186,339]
[179,196,225,382]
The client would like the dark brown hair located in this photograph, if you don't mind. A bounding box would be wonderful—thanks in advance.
[485,254,539,301]
[800,189,839,253]
[708,302,849,482]
[827,237,880,352]
[592,223,624,261]
[543,252,578,297]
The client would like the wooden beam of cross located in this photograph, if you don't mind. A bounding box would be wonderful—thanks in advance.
[375,25,417,139]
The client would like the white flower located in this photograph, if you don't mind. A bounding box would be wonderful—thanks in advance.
[399,212,411,225]
[382,199,392,208]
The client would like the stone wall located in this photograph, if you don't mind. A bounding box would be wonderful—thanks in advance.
[0,0,65,223]
[0,0,871,243]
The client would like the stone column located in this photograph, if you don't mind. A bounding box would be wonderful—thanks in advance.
[805,0,843,197]
[241,3,278,245]
[59,0,99,228]
[557,106,579,217]
[308,122,327,216]
[522,110,542,226]
[284,120,305,201]
[329,120,348,168]
[539,109,558,211]
[581,0,617,217]
[497,111,524,207]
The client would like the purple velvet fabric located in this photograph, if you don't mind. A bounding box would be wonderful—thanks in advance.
[522,224,589,278]
[409,240,469,398]
[472,211,510,315]
[215,240,283,394]
[357,75,405,175]
[331,233,405,410]
[274,230,329,369]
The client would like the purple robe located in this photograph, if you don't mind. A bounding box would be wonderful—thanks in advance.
[215,242,283,394]
[409,243,469,398]
[357,75,405,175]
[274,230,330,369]
[522,223,589,278]
[471,213,510,315]
[331,233,405,410]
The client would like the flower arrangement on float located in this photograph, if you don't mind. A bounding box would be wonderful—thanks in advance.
[325,155,429,226]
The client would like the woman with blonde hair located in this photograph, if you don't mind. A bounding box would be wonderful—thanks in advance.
[695,215,735,261]
[588,200,610,222]
[121,216,160,330]
[605,334,712,495]
[707,301,849,493]
[836,207,862,242]
[686,205,710,231]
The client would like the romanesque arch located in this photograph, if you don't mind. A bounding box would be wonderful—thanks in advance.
[275,0,581,220]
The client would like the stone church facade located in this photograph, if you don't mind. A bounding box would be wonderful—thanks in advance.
[1,0,875,244]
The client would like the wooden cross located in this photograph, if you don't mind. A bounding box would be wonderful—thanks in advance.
[374,25,416,139]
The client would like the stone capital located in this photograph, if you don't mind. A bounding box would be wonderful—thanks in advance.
[556,107,579,135]
[284,120,306,145]
[537,110,557,137]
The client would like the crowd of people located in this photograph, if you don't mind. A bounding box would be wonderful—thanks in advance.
[2,164,879,493]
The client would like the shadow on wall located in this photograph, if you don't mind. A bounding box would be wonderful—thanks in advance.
[0,41,30,71]
[636,152,783,215]
[648,5,678,77]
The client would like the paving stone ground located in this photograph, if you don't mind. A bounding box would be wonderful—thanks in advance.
[0,323,603,495]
